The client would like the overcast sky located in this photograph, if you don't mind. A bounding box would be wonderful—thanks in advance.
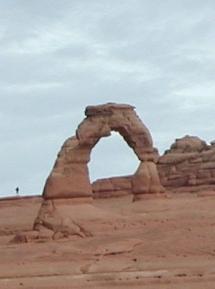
[0,0,215,196]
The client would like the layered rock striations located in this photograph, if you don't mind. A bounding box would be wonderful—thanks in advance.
[92,176,132,198]
[158,135,215,192]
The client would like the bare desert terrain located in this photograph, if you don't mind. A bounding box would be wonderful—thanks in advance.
[2,104,215,288]
[1,192,215,289]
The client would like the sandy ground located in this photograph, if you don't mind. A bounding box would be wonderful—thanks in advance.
[1,193,215,288]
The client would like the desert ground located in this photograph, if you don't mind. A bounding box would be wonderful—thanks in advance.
[1,192,215,289]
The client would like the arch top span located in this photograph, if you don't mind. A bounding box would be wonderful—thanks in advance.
[77,103,154,161]
[43,103,165,201]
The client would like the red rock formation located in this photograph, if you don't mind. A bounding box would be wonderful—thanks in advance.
[43,103,164,201]
[33,103,164,239]
[92,176,132,198]
[158,135,215,192]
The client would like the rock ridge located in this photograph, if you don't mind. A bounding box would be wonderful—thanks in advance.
[158,135,215,192]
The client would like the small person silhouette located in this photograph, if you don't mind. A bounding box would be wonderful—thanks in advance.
[15,187,19,196]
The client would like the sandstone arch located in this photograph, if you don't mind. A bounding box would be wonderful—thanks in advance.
[43,103,164,201]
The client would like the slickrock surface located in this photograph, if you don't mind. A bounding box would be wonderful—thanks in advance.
[1,193,215,288]
[158,135,215,194]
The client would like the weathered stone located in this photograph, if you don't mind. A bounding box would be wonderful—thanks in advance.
[200,162,215,170]
[33,103,165,240]
[158,135,215,192]
[43,103,164,201]
[34,199,93,239]
[92,176,132,198]
[132,162,165,200]
[197,170,211,179]
[43,164,92,200]
[211,170,215,178]
[11,231,39,243]
[169,135,207,153]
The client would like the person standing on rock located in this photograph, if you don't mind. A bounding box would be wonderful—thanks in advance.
[15,187,19,196]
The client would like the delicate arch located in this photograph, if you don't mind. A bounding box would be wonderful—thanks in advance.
[43,103,164,201]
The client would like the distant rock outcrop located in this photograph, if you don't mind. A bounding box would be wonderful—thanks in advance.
[92,176,132,198]
[158,135,215,192]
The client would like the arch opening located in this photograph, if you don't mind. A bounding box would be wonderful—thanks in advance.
[89,131,140,182]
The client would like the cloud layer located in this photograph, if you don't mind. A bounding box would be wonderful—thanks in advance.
[1,0,215,196]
